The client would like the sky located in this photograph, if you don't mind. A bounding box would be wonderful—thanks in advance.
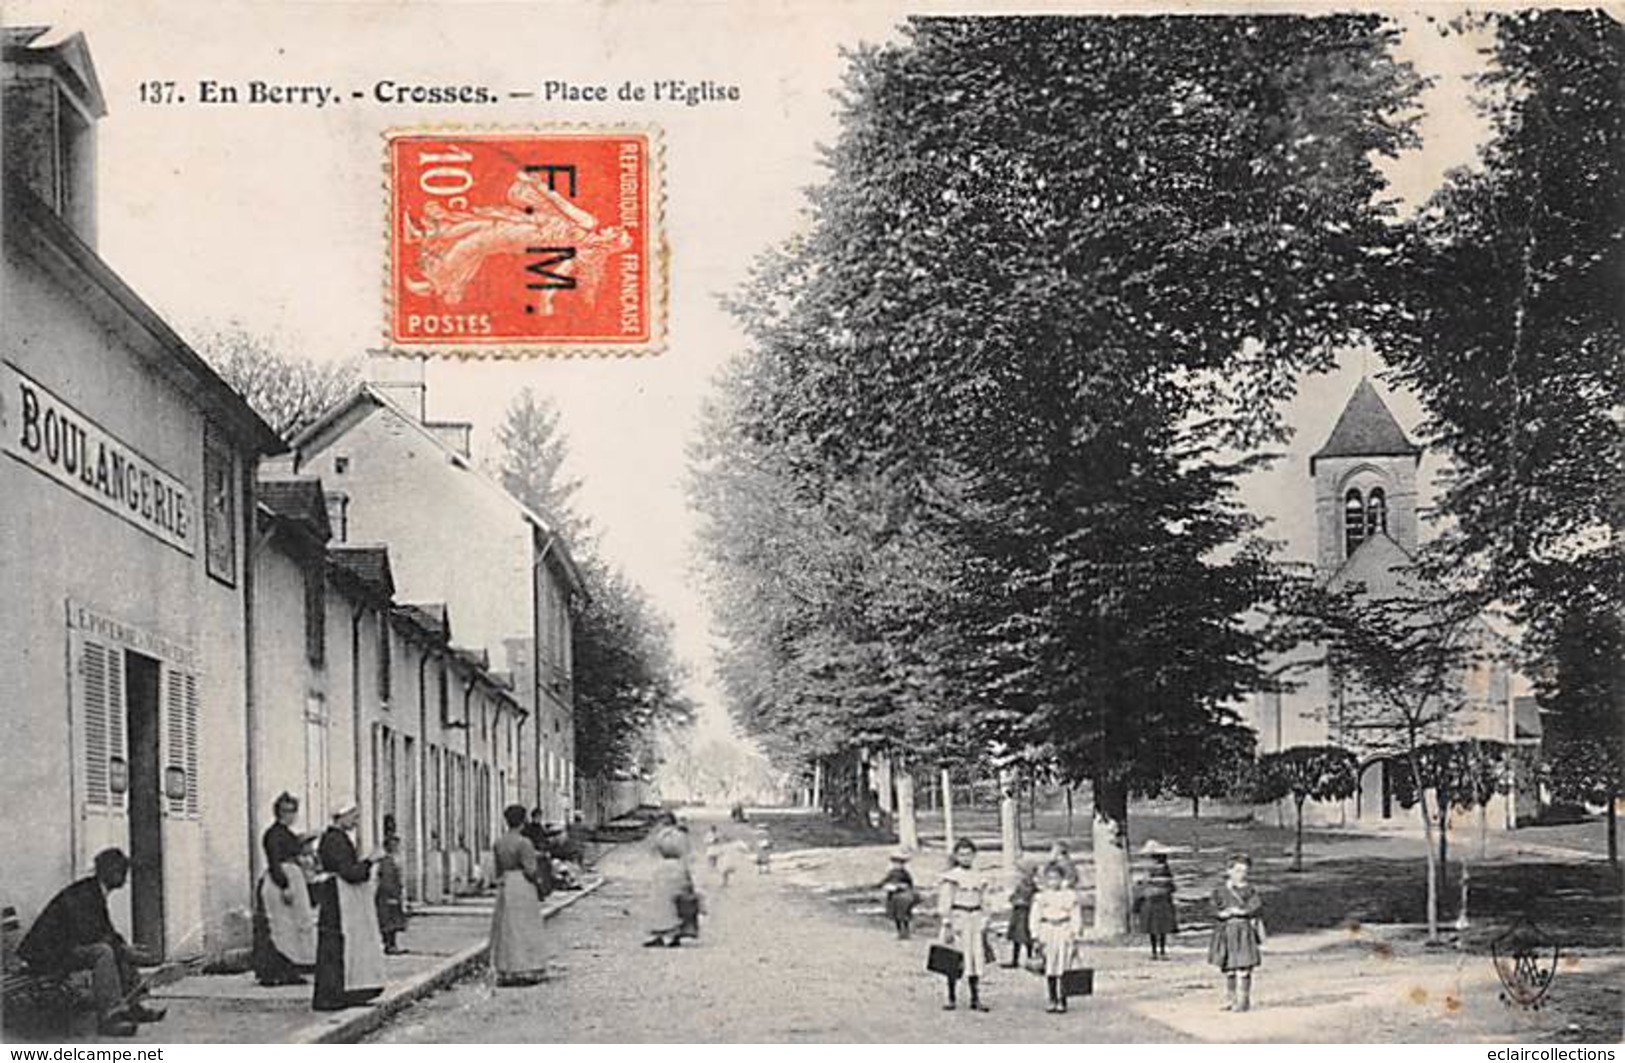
[7,0,1493,746]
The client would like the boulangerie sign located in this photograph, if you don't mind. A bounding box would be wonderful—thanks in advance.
[1,361,195,554]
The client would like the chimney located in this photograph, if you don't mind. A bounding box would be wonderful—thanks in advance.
[364,351,427,421]
[425,420,473,460]
[2,28,107,246]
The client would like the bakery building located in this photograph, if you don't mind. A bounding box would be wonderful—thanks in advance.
[1,29,282,960]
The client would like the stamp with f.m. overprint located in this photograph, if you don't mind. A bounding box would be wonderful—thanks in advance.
[387,129,663,356]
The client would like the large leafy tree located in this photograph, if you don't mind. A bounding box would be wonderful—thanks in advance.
[1391,11,1623,706]
[701,14,1424,932]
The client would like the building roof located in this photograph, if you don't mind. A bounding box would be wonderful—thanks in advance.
[1310,378,1422,475]
[394,602,450,644]
[290,383,587,596]
[328,543,395,601]
[3,173,285,456]
[257,472,331,543]
[3,28,107,119]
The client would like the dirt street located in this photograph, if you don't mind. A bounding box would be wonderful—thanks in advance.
[367,826,1188,1043]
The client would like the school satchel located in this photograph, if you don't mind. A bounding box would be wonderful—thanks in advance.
[926,943,964,979]
[1061,945,1094,996]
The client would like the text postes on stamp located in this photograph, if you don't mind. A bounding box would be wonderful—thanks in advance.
[388,129,662,355]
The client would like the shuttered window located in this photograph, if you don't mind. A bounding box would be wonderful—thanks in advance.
[162,666,201,819]
[78,639,127,813]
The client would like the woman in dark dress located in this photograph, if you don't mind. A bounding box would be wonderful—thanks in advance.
[252,793,316,985]
[312,804,387,1011]
[1139,841,1178,960]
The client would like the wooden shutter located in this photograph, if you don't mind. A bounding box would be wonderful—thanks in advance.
[162,666,201,819]
[78,638,127,814]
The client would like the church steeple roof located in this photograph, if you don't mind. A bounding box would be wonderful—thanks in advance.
[1310,378,1422,475]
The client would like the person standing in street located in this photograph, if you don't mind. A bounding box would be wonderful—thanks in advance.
[643,822,694,948]
[936,837,991,1012]
[1032,863,1083,1013]
[1003,863,1036,969]
[312,804,387,1011]
[19,849,166,1037]
[1208,853,1264,1012]
[877,850,917,939]
[1137,840,1179,961]
[489,805,550,984]
[253,792,317,986]
[375,834,407,955]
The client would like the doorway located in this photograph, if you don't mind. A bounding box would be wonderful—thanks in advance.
[124,651,165,958]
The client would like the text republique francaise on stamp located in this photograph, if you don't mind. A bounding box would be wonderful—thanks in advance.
[387,129,663,356]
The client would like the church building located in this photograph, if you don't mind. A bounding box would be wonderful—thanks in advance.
[1244,378,1543,829]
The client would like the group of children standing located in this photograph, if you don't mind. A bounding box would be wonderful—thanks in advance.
[882,838,1265,1015]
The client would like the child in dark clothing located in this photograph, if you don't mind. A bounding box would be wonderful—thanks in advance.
[877,851,917,939]
[1003,864,1037,968]
[375,835,407,955]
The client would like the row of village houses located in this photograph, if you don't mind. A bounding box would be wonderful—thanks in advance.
[0,28,632,966]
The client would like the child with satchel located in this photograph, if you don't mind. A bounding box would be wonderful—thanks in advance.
[933,837,991,1012]
[1032,862,1084,1013]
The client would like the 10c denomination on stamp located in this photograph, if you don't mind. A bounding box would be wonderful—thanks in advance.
[387,128,663,355]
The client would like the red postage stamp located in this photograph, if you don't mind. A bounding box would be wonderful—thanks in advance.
[387,129,662,355]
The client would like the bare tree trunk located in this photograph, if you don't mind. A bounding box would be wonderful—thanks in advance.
[812,759,824,812]
[1610,795,1619,869]
[876,753,895,815]
[1192,794,1200,819]
[896,769,919,851]
[941,768,955,853]
[999,766,1022,875]
[1092,779,1133,936]
[1413,783,1440,943]
[1293,794,1306,872]
[1064,785,1074,838]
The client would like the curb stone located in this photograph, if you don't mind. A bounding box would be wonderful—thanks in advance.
[289,878,605,1044]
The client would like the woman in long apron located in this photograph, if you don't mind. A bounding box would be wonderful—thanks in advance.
[489,805,550,985]
[253,793,316,986]
[312,804,387,1011]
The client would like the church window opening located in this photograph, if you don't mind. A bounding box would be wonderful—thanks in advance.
[1366,488,1387,537]
[1344,490,1366,557]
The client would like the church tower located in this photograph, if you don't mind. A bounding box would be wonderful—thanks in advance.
[1310,378,1422,577]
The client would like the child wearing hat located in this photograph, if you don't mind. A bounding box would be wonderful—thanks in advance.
[877,850,918,939]
[1207,853,1264,1011]
[1137,840,1178,960]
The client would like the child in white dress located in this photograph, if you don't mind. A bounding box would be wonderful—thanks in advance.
[936,837,991,1012]
[1032,862,1083,1012]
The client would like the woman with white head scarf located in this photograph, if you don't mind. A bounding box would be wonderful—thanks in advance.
[312,803,387,1011]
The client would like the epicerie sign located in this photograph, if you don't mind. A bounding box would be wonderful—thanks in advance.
[1,362,195,555]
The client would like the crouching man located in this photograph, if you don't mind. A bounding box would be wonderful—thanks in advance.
[19,848,166,1036]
